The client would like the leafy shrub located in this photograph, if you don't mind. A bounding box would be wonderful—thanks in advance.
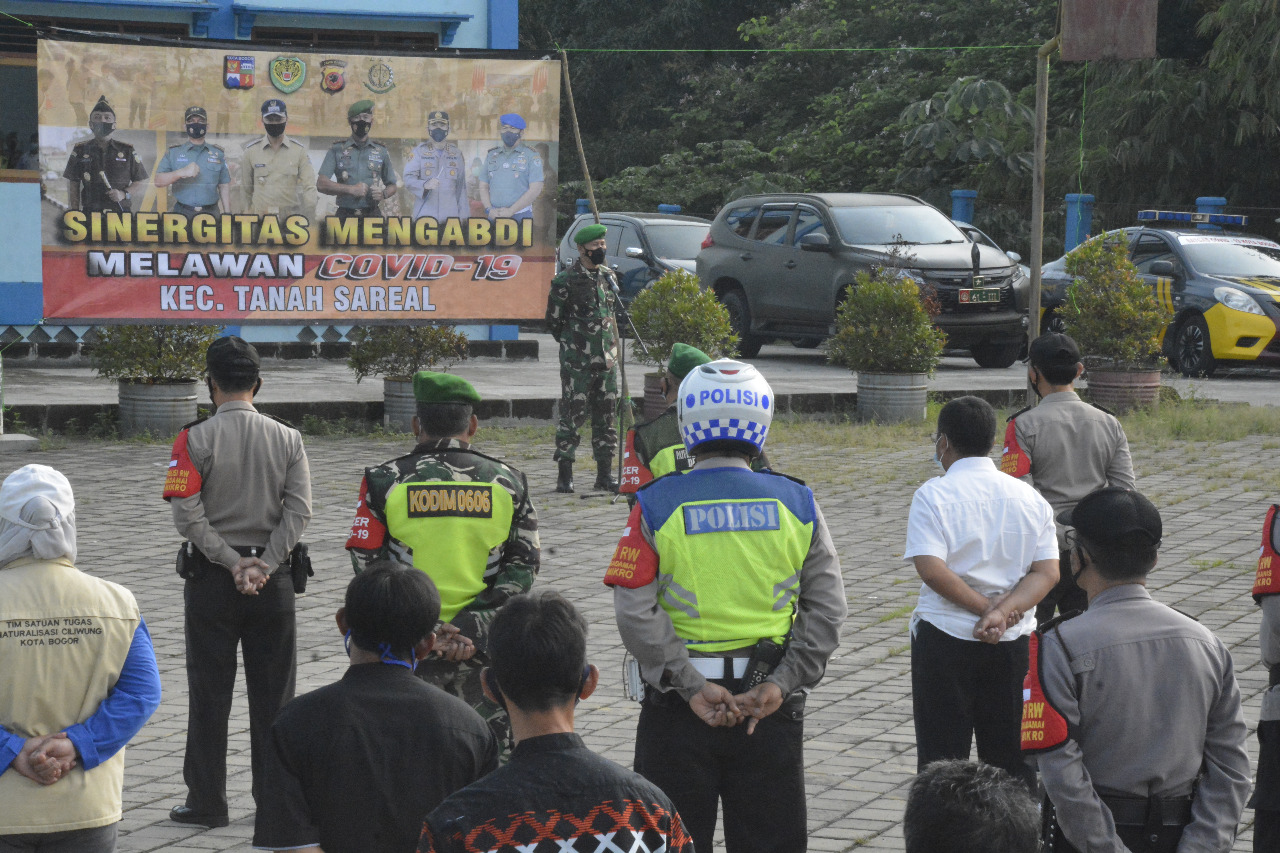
[90,324,221,383]
[1061,234,1170,368]
[826,268,946,375]
[628,268,738,367]
[347,325,469,382]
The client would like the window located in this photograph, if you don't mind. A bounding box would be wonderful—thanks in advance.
[0,55,37,177]
[725,204,760,238]
[754,205,794,244]
[618,223,642,256]
[792,206,828,245]
[1130,234,1176,274]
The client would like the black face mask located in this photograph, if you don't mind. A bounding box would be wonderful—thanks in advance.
[587,247,606,265]
[264,122,286,138]
[186,123,207,139]
[351,120,371,138]
[429,127,448,143]
[90,121,114,140]
[501,131,520,148]
[1030,368,1044,400]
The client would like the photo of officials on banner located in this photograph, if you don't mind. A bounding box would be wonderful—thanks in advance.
[35,37,560,323]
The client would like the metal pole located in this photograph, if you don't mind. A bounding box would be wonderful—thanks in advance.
[1028,35,1060,407]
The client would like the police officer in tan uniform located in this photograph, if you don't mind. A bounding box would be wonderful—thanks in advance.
[241,99,318,220]
[1000,333,1134,621]
[1025,488,1250,853]
[163,336,312,828]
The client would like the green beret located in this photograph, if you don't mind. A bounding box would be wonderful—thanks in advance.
[348,99,375,120]
[667,343,712,380]
[574,223,607,245]
[413,371,481,405]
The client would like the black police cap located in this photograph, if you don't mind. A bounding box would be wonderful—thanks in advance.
[1026,332,1081,368]
[1057,487,1162,548]
[206,335,260,378]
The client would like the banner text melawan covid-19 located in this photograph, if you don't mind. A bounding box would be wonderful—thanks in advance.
[37,37,560,323]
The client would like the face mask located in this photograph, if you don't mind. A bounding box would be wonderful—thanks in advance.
[1071,545,1089,584]
[429,127,448,143]
[501,131,520,148]
[90,121,113,140]
[186,123,207,139]
[265,122,286,138]
[587,247,606,265]
[1030,368,1044,400]
[351,120,371,138]
[933,436,946,471]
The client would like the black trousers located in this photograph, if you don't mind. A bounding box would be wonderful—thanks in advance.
[634,690,806,853]
[910,619,1034,790]
[182,566,295,815]
[1035,549,1088,624]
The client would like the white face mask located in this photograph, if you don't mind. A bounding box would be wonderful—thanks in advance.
[933,435,947,471]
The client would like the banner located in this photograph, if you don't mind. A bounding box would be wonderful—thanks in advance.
[36,37,560,322]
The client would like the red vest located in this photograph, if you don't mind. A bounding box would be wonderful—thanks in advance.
[1253,504,1280,601]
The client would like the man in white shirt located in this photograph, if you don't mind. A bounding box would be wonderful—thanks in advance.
[904,396,1059,789]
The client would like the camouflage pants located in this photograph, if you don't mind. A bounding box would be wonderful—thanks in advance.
[416,657,513,760]
[554,357,618,463]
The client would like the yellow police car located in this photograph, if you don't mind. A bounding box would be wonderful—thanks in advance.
[1039,210,1280,376]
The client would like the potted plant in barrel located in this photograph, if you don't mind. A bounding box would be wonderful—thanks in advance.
[1060,234,1171,412]
[90,324,221,437]
[826,266,946,422]
[627,268,738,420]
[347,324,470,431]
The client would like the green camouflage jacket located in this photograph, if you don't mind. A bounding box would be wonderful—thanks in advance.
[545,258,619,369]
[346,438,539,654]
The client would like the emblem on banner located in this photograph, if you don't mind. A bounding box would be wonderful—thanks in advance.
[320,59,347,94]
[270,56,307,94]
[365,60,396,94]
[224,55,255,90]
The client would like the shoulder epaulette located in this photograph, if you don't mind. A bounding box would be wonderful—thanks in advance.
[179,415,209,431]
[485,145,501,155]
[244,138,263,149]
[262,412,296,429]
[1006,404,1033,423]
[1037,608,1083,635]
[166,143,185,150]
[1090,402,1117,416]
[762,469,807,487]
[551,271,569,285]
[206,142,225,153]
[445,141,461,154]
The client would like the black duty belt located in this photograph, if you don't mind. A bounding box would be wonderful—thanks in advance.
[1099,795,1193,827]
[173,202,217,214]
[1270,664,1280,688]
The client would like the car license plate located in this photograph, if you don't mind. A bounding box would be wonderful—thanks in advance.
[959,288,1001,304]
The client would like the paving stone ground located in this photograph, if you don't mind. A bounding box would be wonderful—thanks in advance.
[8,418,1277,852]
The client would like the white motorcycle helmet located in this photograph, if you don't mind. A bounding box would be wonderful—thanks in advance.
[677,358,774,457]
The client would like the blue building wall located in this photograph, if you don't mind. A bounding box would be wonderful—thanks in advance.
[0,0,520,348]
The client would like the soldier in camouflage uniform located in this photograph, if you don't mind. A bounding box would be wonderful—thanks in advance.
[546,222,620,493]
[346,372,539,756]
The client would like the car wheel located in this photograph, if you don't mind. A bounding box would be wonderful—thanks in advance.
[793,337,823,349]
[971,340,1022,369]
[1041,309,1067,336]
[721,289,764,358]
[1173,314,1216,377]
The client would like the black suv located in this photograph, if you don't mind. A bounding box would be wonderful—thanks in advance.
[695,193,1030,366]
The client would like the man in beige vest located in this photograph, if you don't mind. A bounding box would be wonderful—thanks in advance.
[0,464,161,852]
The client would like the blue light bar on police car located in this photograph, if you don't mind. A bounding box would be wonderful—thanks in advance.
[1137,210,1249,227]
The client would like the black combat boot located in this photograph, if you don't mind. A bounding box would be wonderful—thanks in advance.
[555,460,574,493]
[594,457,618,493]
